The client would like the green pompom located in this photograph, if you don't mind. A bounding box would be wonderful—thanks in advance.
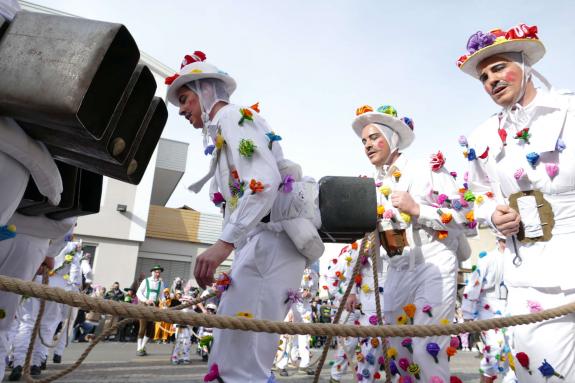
[238,139,257,158]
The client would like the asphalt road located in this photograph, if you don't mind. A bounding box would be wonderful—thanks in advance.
[3,342,483,382]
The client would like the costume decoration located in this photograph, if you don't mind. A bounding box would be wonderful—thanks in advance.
[399,357,410,371]
[430,151,446,172]
[215,133,224,149]
[280,174,294,193]
[238,139,256,158]
[215,272,231,292]
[526,152,540,167]
[397,314,408,325]
[422,304,433,317]
[0,224,16,241]
[408,363,421,380]
[238,108,254,126]
[249,179,264,194]
[356,105,374,115]
[527,300,542,313]
[403,304,416,324]
[514,128,531,144]
[426,342,441,363]
[235,311,254,318]
[538,359,564,379]
[266,131,282,149]
[446,346,457,361]
[514,168,525,180]
[204,145,215,156]
[545,163,559,178]
[515,352,532,375]
[284,289,302,306]
[450,377,463,383]
[204,363,224,382]
[430,377,444,383]
[164,73,180,85]
[401,338,413,354]
[387,347,398,360]
[556,138,566,152]
[211,192,225,207]
[377,105,397,117]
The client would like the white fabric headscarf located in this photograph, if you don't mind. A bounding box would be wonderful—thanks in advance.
[369,123,400,178]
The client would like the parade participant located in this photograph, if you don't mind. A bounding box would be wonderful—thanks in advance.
[165,51,323,382]
[154,288,173,343]
[462,239,515,383]
[0,6,63,379]
[352,104,475,381]
[456,23,575,382]
[198,303,218,362]
[135,265,166,356]
[276,266,319,376]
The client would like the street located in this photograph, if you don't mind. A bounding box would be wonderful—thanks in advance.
[3,342,483,382]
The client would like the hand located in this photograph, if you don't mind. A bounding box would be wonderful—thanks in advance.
[302,290,311,299]
[345,294,358,312]
[491,205,521,236]
[146,299,155,305]
[194,240,234,289]
[43,256,54,270]
[390,191,420,217]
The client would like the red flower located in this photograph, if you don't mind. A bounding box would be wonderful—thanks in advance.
[516,352,532,374]
[164,73,180,85]
[485,191,494,198]
[484,304,490,310]
[250,102,260,113]
[249,179,264,194]
[450,377,463,383]
[180,51,207,68]
[505,24,538,40]
[430,151,446,172]
[354,275,362,286]
[498,128,508,145]
[478,146,489,159]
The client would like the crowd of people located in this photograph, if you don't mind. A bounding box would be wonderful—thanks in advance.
[0,1,573,380]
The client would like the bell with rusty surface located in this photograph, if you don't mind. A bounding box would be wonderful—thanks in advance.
[317,176,378,243]
[48,97,168,185]
[18,64,157,165]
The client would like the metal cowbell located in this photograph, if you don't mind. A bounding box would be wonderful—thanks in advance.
[18,64,157,164]
[317,176,377,243]
[49,97,168,185]
[0,11,140,139]
[46,169,103,220]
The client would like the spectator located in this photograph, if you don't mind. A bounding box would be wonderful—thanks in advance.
[104,281,125,302]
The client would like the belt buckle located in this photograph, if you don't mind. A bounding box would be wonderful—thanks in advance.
[508,189,554,243]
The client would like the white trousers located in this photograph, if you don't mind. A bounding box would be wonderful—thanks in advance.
[53,304,76,356]
[506,286,575,383]
[383,250,457,382]
[330,311,360,381]
[11,297,61,367]
[171,327,192,362]
[0,234,49,381]
[208,230,306,383]
[276,300,313,369]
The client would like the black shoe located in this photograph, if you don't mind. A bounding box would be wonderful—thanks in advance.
[279,369,289,377]
[40,359,47,370]
[53,354,62,364]
[30,365,42,376]
[8,366,22,381]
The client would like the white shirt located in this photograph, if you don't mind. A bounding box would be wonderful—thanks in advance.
[136,276,165,304]
[467,89,575,288]
[299,268,319,301]
[208,104,285,246]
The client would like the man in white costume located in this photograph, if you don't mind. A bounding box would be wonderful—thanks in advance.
[276,266,319,376]
[457,23,575,382]
[462,239,516,383]
[0,4,65,380]
[165,51,323,382]
[135,264,166,356]
[352,104,474,381]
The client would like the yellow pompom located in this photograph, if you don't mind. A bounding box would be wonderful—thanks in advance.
[377,205,385,216]
[7,224,16,233]
[400,212,411,223]
[380,186,391,197]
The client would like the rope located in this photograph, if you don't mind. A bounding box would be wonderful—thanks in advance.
[368,232,391,383]
[2,274,575,338]
[14,281,217,383]
[313,234,369,383]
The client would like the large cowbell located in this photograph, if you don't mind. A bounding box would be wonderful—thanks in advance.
[317,176,378,243]
[0,11,167,184]
[18,161,102,219]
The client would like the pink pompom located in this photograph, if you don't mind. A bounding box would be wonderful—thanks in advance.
[545,163,559,178]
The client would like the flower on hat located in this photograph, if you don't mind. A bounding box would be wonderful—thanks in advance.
[377,105,398,117]
[238,139,256,158]
[401,117,414,130]
[430,151,446,172]
[181,51,207,68]
[356,105,374,115]
[514,128,531,144]
[466,31,496,54]
[164,73,180,85]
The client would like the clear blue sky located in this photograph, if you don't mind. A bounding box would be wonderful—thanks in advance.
[33,0,575,214]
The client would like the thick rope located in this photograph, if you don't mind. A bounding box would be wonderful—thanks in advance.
[17,283,217,383]
[368,233,391,383]
[2,274,575,338]
[313,234,370,383]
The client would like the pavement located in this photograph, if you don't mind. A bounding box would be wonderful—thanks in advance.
[3,342,484,382]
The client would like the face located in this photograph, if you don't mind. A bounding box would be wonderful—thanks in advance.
[361,124,391,167]
[477,56,524,107]
[113,283,119,290]
[177,87,203,129]
[153,270,161,279]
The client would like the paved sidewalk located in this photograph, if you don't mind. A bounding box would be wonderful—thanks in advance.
[3,342,483,382]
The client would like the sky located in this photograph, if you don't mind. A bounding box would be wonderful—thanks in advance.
[29,0,575,215]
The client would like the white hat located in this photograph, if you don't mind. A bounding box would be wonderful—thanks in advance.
[457,24,545,78]
[352,105,415,151]
[206,303,217,310]
[165,51,236,106]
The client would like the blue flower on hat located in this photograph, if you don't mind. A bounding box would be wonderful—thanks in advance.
[376,105,398,117]
[526,152,540,167]
[204,145,215,156]
[401,116,414,130]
